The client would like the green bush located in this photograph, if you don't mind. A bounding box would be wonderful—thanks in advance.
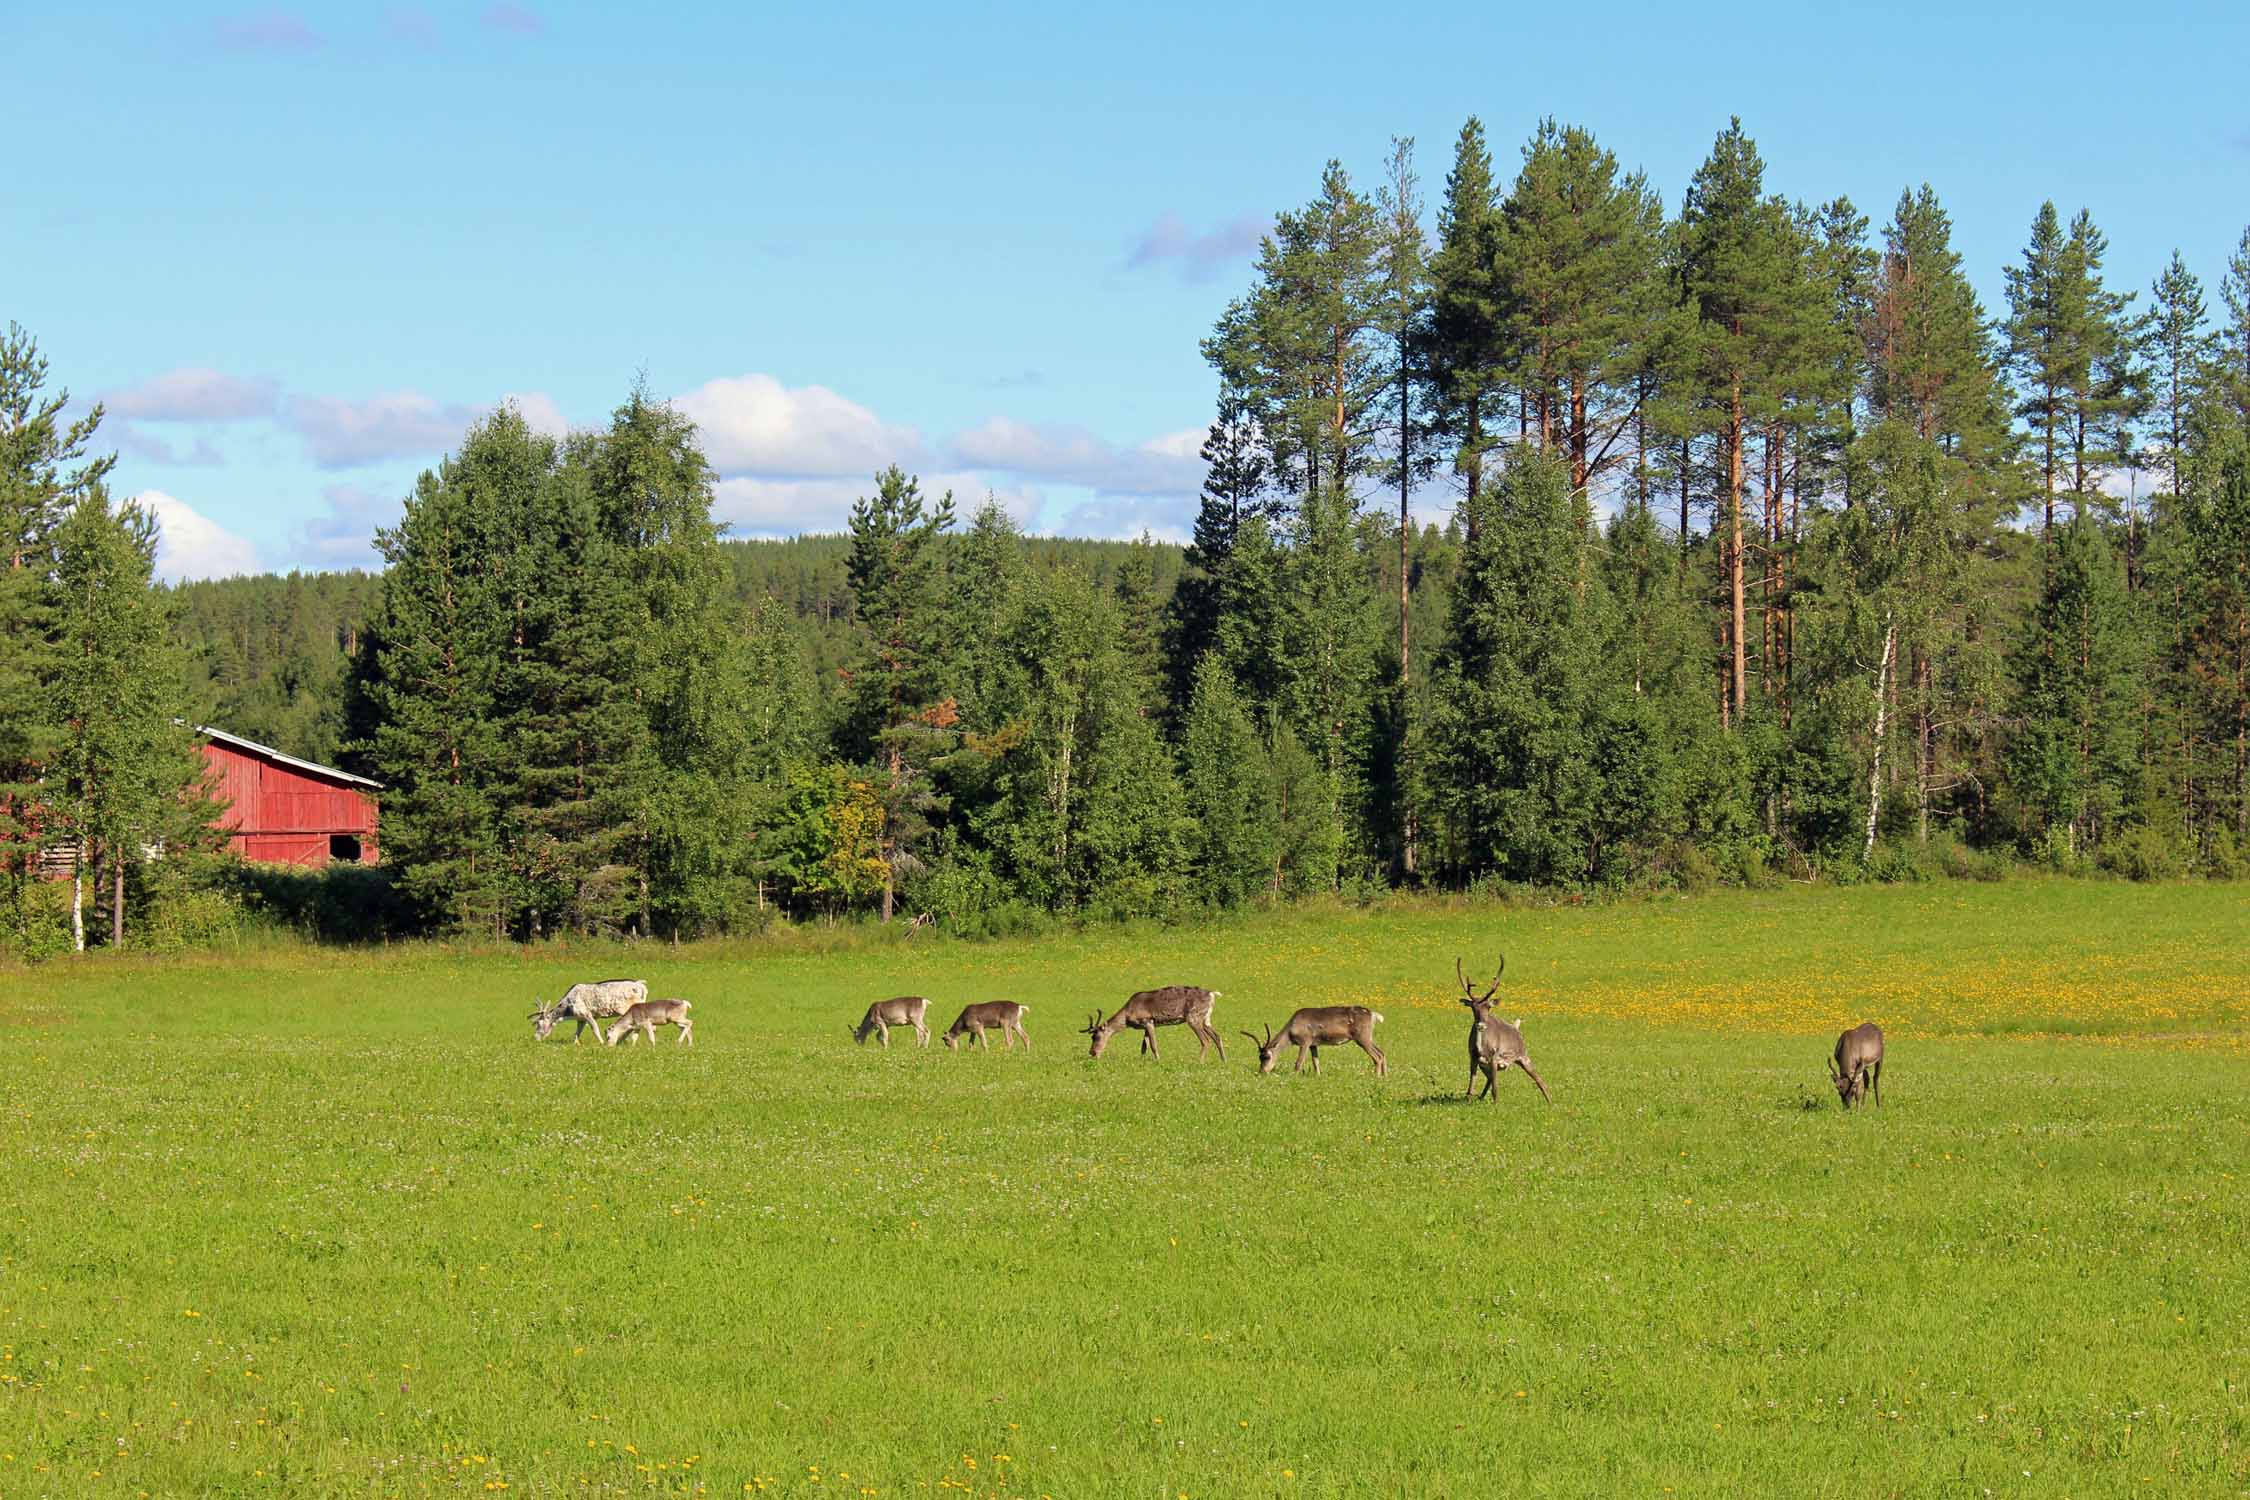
[140,886,250,953]
[0,879,73,963]
[2098,824,2188,882]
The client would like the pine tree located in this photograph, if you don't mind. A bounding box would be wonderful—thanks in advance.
[1868,186,2008,463]
[0,325,112,887]
[1678,119,1807,725]
[845,465,957,921]
[1495,118,1668,495]
[2147,250,2211,500]
[2177,434,2250,845]
[2220,226,2250,425]
[1423,118,1506,504]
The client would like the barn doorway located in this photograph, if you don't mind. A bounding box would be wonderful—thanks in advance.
[329,834,362,863]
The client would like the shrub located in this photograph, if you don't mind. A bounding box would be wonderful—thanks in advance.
[140,886,250,953]
[2099,824,2188,883]
[0,879,72,963]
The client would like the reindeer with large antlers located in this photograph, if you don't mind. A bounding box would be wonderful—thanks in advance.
[1458,956,1550,1103]
[1083,986,1225,1061]
[1243,1006,1387,1077]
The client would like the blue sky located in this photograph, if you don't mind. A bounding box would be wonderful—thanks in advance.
[11,1,2248,579]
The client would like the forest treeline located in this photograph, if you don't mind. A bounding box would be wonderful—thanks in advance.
[8,113,2250,952]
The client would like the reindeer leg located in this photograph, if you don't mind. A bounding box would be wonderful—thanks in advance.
[1310,1046,1322,1076]
[978,1024,991,1052]
[1141,1022,1160,1061]
[1872,1059,1883,1107]
[1516,1057,1552,1104]
[1367,1042,1386,1076]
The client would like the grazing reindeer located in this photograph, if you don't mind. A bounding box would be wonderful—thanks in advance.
[943,1001,1031,1052]
[1243,1006,1387,1077]
[1829,1022,1884,1109]
[606,998,693,1047]
[531,979,647,1043]
[1083,986,1225,1061]
[1458,957,1551,1103]
[851,996,930,1049]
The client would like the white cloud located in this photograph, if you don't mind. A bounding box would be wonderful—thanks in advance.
[287,483,396,571]
[674,373,925,478]
[137,491,262,581]
[282,390,479,468]
[502,391,571,441]
[950,417,1205,497]
[104,367,279,423]
[1125,211,1271,280]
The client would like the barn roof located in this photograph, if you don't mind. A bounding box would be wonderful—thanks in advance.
[197,725,384,791]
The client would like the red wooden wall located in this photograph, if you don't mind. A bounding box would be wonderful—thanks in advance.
[200,741,380,867]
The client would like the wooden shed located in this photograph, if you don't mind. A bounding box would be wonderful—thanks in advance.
[198,726,381,866]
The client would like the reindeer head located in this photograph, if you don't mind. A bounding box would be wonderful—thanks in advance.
[1456,955,1506,1018]
[1826,1052,1863,1108]
[530,1004,558,1040]
[1240,1023,1282,1075]
[1083,1010,1119,1058]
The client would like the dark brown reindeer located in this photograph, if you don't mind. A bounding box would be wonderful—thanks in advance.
[943,1001,1031,1052]
[1243,1007,1387,1076]
[1458,956,1550,1103]
[1829,1022,1884,1109]
[851,996,931,1049]
[1083,986,1225,1061]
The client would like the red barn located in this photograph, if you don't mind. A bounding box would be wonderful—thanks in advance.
[198,726,381,866]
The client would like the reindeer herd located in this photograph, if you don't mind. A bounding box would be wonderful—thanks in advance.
[530,955,1889,1109]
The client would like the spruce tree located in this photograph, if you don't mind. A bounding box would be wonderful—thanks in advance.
[1179,653,1273,908]
[2006,515,2142,856]
[1426,450,1611,881]
[1163,389,1270,717]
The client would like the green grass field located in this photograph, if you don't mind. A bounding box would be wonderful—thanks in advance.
[4,881,2248,1498]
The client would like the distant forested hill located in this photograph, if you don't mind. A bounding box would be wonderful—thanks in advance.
[167,534,1190,767]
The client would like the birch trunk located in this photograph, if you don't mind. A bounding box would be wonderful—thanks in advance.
[1864,614,1897,862]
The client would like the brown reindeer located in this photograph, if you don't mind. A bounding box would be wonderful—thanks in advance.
[605,999,693,1047]
[1829,1022,1884,1109]
[1243,1006,1387,1076]
[1458,956,1550,1103]
[851,996,930,1048]
[1083,986,1225,1061]
[943,1001,1031,1052]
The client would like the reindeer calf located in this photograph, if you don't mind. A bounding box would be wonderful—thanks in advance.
[1829,1021,1884,1108]
[943,1001,1031,1052]
[606,999,693,1048]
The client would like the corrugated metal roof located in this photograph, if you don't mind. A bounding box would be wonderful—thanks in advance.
[195,725,384,791]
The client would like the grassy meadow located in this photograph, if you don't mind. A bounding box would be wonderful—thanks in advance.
[3,881,2248,1497]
